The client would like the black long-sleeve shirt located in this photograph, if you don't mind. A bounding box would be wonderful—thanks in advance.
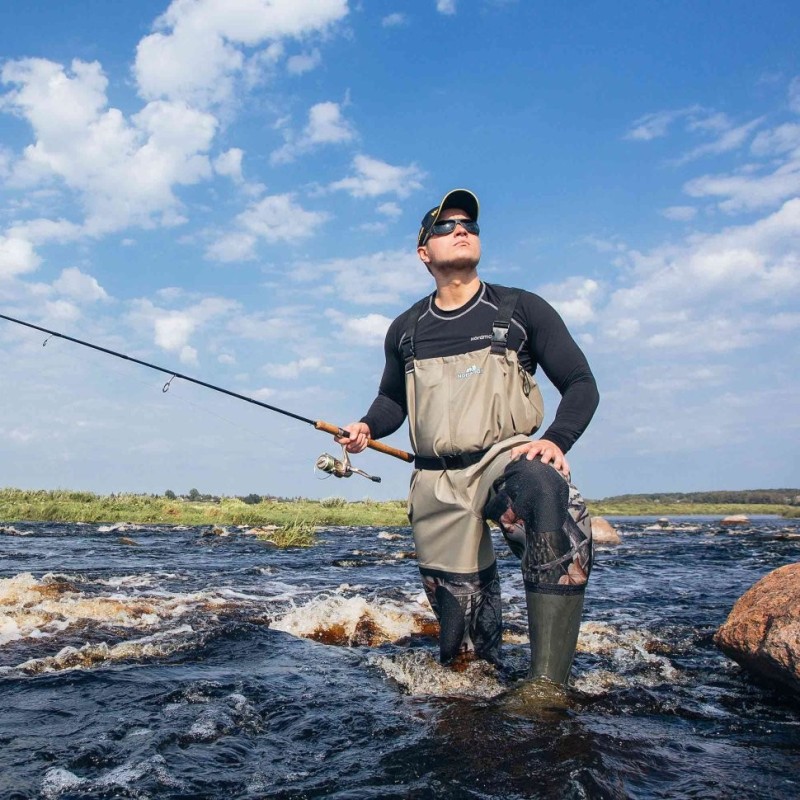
[361,282,599,454]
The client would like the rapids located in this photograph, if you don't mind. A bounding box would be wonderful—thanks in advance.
[1,516,799,798]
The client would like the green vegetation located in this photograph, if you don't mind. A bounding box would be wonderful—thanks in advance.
[586,500,794,517]
[587,488,799,518]
[0,489,409,548]
[1,488,797,548]
[592,489,800,506]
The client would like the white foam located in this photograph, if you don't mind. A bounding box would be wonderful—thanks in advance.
[574,621,680,694]
[42,767,86,798]
[0,571,245,649]
[0,525,32,536]
[369,650,506,698]
[16,625,196,674]
[271,593,434,647]
[0,616,23,646]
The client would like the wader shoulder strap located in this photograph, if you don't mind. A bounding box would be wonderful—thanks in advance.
[490,287,521,355]
[398,296,430,373]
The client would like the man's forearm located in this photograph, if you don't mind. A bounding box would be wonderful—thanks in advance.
[361,393,407,440]
[540,370,599,453]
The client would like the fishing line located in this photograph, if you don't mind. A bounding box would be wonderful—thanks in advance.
[1,312,414,481]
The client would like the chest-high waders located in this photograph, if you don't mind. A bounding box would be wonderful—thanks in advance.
[402,289,593,684]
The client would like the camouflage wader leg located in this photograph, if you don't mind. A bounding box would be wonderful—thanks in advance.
[419,563,503,666]
[484,457,592,683]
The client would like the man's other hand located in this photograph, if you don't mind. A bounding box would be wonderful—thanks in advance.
[510,439,570,478]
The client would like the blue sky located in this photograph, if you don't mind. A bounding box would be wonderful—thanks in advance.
[1,0,798,500]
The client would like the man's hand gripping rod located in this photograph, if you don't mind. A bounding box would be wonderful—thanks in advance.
[313,421,414,483]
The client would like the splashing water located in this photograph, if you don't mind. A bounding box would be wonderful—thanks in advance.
[1,518,799,799]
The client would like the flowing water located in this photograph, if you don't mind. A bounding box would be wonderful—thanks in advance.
[1,515,799,799]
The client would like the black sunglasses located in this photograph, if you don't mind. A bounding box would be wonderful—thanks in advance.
[424,218,480,243]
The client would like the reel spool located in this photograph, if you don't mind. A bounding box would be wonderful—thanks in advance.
[314,445,381,482]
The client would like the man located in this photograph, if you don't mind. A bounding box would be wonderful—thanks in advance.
[337,189,599,685]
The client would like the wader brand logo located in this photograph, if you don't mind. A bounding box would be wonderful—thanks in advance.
[456,364,483,380]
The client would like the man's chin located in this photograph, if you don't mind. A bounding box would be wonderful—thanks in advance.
[444,256,480,272]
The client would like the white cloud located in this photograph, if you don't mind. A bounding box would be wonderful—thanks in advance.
[789,75,800,114]
[287,49,322,75]
[205,232,258,263]
[206,193,328,262]
[223,306,318,344]
[377,202,402,218]
[436,0,457,14]
[134,0,349,106]
[750,123,800,157]
[595,198,800,357]
[674,117,763,164]
[0,235,40,278]
[263,356,332,379]
[8,218,83,245]
[624,106,701,141]
[306,101,355,145]
[625,106,766,169]
[0,146,12,179]
[155,313,196,351]
[52,267,109,303]
[43,299,81,322]
[539,278,601,326]
[291,249,430,305]
[382,13,407,27]
[1,58,218,235]
[329,154,425,198]
[583,235,627,254]
[661,205,697,221]
[128,296,240,358]
[213,148,244,182]
[242,42,285,89]
[238,194,328,240]
[326,310,392,345]
[684,159,800,213]
[271,101,356,164]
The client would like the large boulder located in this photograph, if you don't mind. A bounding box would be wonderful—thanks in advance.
[714,562,800,697]
[590,517,621,545]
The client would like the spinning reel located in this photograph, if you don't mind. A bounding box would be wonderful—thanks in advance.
[315,445,381,482]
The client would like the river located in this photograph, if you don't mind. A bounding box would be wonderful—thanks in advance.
[1,516,799,799]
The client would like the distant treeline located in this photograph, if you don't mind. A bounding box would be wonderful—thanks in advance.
[594,489,800,505]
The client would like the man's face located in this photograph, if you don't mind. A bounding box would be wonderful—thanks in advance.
[418,207,481,272]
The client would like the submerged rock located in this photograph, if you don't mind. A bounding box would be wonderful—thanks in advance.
[590,517,621,545]
[720,514,749,526]
[714,562,800,697]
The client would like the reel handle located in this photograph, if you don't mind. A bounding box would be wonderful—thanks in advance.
[314,420,414,463]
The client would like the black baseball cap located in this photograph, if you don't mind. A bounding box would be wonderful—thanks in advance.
[417,188,480,247]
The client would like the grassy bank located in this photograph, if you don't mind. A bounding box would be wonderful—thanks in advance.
[587,500,796,517]
[1,489,795,546]
[0,489,410,548]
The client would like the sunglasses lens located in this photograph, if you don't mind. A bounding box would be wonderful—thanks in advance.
[431,221,456,235]
[430,220,479,237]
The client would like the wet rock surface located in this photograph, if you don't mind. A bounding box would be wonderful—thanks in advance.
[590,516,621,544]
[714,562,800,696]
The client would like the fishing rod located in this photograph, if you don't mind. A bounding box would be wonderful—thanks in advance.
[0,312,414,482]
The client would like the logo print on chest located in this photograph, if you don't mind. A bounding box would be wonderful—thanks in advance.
[456,364,483,380]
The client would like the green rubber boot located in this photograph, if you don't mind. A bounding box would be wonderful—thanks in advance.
[525,589,585,684]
